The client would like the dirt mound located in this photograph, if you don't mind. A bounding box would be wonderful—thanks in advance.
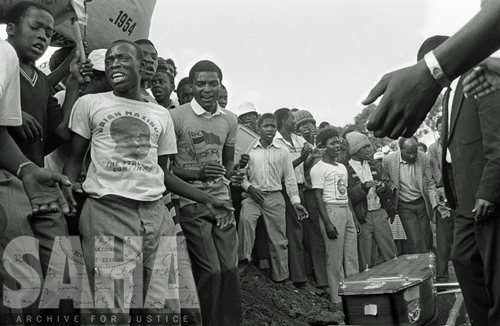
[241,261,471,326]
[241,264,343,326]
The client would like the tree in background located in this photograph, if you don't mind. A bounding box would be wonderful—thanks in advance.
[414,93,443,142]
[342,104,395,152]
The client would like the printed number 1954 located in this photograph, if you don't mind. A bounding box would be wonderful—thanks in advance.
[109,10,137,36]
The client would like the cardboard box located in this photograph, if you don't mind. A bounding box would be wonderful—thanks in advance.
[339,254,436,326]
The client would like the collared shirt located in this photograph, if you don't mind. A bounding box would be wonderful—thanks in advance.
[398,157,422,202]
[190,98,225,119]
[241,140,300,204]
[275,132,306,184]
[444,79,459,163]
[349,159,381,211]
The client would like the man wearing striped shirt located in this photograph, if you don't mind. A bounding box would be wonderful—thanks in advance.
[238,113,308,282]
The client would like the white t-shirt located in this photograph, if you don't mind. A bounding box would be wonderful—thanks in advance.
[310,160,349,204]
[0,39,22,126]
[69,92,177,201]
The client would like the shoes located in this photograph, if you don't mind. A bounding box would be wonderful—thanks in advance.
[293,281,307,289]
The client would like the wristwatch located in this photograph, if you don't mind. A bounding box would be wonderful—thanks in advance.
[424,51,451,88]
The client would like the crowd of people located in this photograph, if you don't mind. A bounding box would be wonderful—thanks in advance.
[3,0,500,325]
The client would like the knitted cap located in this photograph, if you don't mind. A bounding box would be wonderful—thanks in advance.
[295,110,316,128]
[237,101,257,117]
[347,131,371,155]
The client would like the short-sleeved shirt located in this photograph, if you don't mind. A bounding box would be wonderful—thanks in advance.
[69,91,177,201]
[0,40,22,126]
[310,160,349,204]
[170,100,238,207]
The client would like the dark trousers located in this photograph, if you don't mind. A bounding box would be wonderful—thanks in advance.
[397,197,433,254]
[435,208,455,282]
[452,213,500,326]
[180,203,242,326]
[282,185,307,283]
[302,189,328,287]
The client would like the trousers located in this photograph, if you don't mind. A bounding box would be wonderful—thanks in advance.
[180,203,242,326]
[357,208,397,271]
[239,191,289,281]
[319,203,359,303]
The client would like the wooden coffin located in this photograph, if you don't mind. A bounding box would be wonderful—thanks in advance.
[339,254,436,326]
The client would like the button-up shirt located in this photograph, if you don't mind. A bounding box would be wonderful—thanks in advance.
[349,159,381,211]
[241,140,300,204]
[275,132,306,184]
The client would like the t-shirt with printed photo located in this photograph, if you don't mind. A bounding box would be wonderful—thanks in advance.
[69,92,177,201]
[310,160,349,204]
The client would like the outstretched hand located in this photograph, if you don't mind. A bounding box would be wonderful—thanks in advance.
[363,61,442,139]
[22,168,72,215]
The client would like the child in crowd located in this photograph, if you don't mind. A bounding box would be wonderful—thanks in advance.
[176,77,193,105]
[151,64,176,109]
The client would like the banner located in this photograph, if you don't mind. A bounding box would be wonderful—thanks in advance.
[51,0,156,49]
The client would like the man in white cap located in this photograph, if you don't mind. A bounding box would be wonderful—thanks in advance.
[346,132,396,271]
[236,101,259,133]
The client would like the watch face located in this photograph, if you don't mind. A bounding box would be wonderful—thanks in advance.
[432,67,443,78]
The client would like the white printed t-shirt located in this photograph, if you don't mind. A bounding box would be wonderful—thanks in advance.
[310,160,349,205]
[0,39,22,126]
[69,91,177,201]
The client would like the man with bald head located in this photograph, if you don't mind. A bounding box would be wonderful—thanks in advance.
[382,137,437,254]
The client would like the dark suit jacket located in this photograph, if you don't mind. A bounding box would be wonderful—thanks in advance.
[442,75,500,218]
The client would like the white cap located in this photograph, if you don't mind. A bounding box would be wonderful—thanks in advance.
[374,152,384,160]
[88,49,107,72]
[236,101,257,117]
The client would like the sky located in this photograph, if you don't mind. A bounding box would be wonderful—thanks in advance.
[146,0,480,129]
[1,0,481,138]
